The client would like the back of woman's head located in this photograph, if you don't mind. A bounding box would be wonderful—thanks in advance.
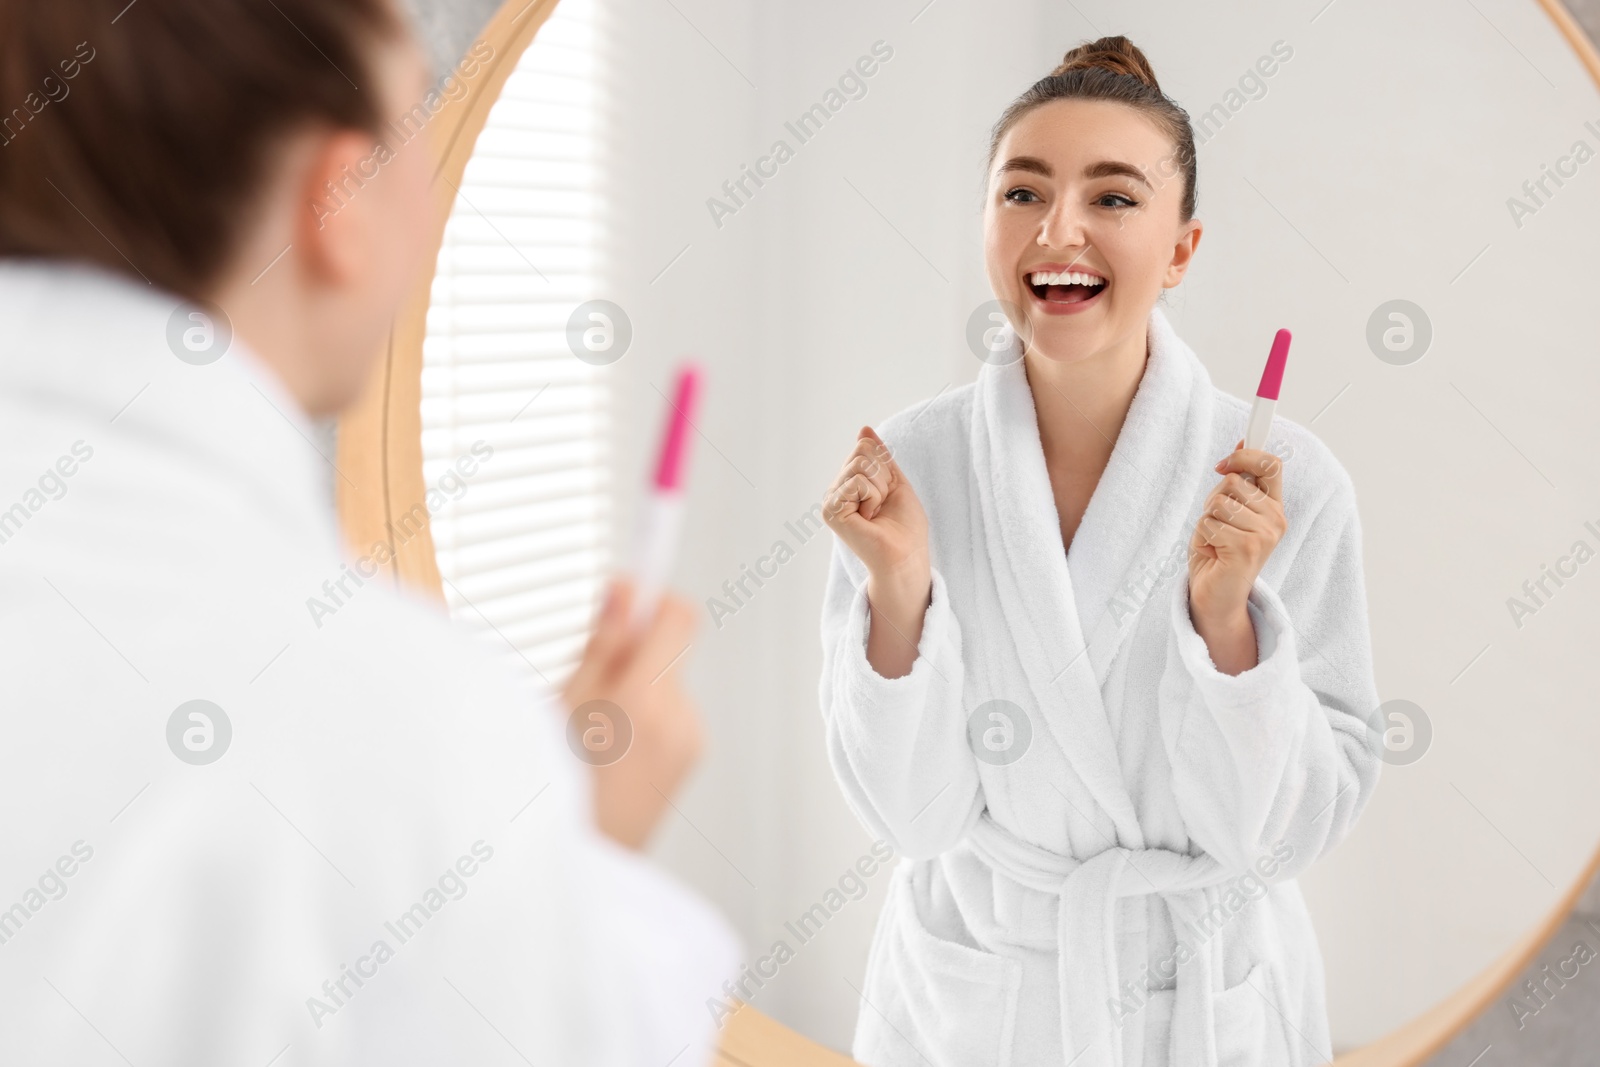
[988,35,1198,222]
[0,0,401,301]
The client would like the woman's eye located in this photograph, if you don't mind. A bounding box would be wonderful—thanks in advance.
[1003,187,1138,208]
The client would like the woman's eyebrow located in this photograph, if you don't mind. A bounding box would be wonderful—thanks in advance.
[997,155,1054,178]
[1085,159,1152,187]
[996,156,1151,188]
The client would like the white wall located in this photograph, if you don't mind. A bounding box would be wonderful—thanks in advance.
[595,0,1600,1052]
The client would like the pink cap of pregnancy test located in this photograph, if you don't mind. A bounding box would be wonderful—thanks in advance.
[652,362,702,491]
[1256,329,1292,401]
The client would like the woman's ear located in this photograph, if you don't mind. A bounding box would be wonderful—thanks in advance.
[294,128,388,288]
[1164,217,1203,288]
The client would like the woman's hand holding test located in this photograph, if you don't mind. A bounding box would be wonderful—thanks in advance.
[1187,439,1287,676]
[822,427,931,679]
[562,578,703,849]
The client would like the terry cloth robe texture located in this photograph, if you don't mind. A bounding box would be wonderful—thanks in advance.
[819,305,1383,1067]
[0,260,738,1067]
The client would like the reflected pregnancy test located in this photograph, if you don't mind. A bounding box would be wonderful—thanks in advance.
[1243,329,1292,453]
[628,362,702,632]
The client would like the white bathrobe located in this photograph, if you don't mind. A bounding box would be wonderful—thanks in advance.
[0,260,738,1066]
[820,305,1382,1067]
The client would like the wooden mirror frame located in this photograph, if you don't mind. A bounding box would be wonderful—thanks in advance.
[335,1,1600,1062]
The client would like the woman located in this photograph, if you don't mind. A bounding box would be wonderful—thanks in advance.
[0,1,732,1063]
[820,37,1382,1067]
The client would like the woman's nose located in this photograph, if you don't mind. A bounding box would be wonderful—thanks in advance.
[1037,199,1087,248]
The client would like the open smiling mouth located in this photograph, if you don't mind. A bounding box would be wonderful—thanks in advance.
[1027,269,1107,311]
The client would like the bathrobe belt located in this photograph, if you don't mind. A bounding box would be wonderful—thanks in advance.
[966,812,1244,1067]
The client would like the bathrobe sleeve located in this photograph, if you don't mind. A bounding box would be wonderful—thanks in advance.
[1157,467,1383,876]
[818,536,983,859]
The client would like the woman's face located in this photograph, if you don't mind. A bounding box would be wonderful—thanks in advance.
[983,97,1201,365]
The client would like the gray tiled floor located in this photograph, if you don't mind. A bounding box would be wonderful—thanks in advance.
[1420,903,1600,1066]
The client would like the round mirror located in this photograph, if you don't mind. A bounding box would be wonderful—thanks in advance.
[346,0,1600,1061]
[420,0,611,689]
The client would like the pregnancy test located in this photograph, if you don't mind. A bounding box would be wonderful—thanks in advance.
[1243,329,1292,452]
[628,362,702,632]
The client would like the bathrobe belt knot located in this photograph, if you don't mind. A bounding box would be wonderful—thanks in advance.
[967,811,1247,1067]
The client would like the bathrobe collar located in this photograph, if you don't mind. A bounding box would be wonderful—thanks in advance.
[970,304,1216,843]
[0,258,339,557]
[1067,308,1215,676]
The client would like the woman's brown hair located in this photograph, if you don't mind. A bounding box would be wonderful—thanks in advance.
[987,35,1198,222]
[0,0,402,301]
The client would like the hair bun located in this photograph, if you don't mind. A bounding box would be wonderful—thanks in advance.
[1050,35,1161,94]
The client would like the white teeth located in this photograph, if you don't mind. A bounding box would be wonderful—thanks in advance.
[1029,271,1106,287]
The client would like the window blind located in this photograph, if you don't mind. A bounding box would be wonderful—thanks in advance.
[421,0,609,690]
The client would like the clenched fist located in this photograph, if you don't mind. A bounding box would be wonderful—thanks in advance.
[822,426,931,679]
